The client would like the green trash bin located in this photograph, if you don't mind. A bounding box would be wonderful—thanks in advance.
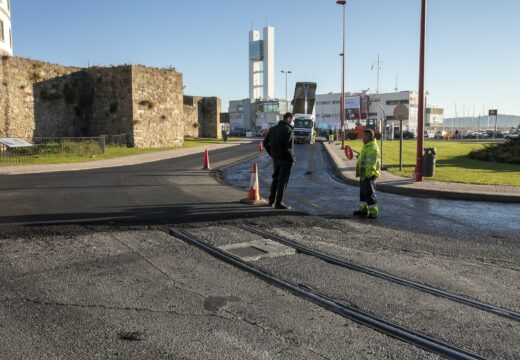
[423,147,437,177]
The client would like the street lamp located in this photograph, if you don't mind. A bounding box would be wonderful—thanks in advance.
[337,0,346,149]
[415,0,427,182]
[280,70,292,102]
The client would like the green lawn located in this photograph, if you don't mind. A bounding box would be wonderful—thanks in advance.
[347,140,520,186]
[0,138,240,167]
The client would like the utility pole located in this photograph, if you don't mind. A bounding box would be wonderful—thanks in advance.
[415,0,427,182]
[337,0,347,149]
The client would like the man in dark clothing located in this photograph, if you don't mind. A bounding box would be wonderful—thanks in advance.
[262,113,295,210]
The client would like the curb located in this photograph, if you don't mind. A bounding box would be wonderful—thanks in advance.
[322,142,520,204]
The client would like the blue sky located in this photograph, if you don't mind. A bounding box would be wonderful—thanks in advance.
[10,0,520,115]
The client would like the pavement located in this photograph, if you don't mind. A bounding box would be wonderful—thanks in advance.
[0,140,256,176]
[322,141,520,203]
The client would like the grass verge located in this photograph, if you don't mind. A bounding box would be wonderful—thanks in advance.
[0,138,241,167]
[347,140,520,186]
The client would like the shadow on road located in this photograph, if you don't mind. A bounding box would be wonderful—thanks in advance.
[0,202,306,227]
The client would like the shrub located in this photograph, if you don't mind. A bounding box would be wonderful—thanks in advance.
[469,139,520,165]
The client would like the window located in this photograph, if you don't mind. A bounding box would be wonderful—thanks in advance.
[386,100,409,105]
[0,21,4,42]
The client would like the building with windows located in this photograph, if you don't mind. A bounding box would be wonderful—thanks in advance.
[425,106,444,129]
[0,0,13,56]
[316,90,443,134]
[229,98,290,132]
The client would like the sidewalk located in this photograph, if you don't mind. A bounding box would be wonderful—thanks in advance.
[0,140,255,176]
[323,142,520,203]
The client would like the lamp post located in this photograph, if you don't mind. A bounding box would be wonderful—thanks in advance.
[415,0,427,182]
[337,0,347,149]
[280,70,292,102]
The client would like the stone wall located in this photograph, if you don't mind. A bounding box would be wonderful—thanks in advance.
[132,66,184,148]
[1,56,221,148]
[183,96,221,139]
[200,97,221,139]
[183,95,203,138]
[0,56,79,138]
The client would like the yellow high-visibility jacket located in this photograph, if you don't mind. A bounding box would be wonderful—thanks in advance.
[356,139,381,180]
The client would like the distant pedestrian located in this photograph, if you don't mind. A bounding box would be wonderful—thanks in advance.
[354,129,381,219]
[262,113,295,210]
[455,129,459,139]
[222,129,228,143]
[328,129,334,144]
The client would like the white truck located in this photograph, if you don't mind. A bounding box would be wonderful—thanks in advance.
[291,82,317,144]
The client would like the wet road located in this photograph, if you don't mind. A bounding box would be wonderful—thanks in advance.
[224,142,520,240]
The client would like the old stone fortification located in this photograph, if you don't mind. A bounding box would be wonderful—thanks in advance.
[183,96,221,139]
[0,56,221,148]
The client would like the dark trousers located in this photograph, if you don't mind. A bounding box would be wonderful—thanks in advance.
[360,177,377,207]
[269,161,293,205]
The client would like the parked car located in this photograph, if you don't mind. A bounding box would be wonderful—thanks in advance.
[505,130,520,139]
[485,130,504,138]
[425,131,436,139]
[394,131,415,140]
[434,131,447,139]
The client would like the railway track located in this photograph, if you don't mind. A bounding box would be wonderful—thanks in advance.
[170,227,487,360]
[239,224,520,323]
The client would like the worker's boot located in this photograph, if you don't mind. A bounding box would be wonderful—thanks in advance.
[367,205,379,219]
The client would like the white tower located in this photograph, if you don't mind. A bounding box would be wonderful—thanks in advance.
[249,30,262,100]
[263,26,275,99]
[0,0,13,56]
[248,26,275,100]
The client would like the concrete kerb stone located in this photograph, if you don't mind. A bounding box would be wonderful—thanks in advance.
[322,141,520,204]
[0,140,255,176]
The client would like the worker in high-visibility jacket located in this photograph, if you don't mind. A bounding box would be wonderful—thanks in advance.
[354,129,381,219]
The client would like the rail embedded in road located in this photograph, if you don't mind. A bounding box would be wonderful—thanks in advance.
[169,227,487,360]
[239,224,520,323]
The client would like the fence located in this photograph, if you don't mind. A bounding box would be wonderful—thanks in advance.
[0,134,130,166]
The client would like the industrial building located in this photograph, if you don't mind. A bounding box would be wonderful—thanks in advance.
[315,90,444,134]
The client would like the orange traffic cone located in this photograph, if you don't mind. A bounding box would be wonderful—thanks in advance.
[258,142,263,152]
[203,149,210,169]
[240,163,267,205]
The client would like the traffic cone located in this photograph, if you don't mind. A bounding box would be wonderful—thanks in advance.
[240,163,267,205]
[258,142,263,152]
[203,149,210,169]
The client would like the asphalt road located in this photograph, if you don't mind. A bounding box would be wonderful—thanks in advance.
[0,143,289,227]
[1,140,519,359]
[223,142,520,241]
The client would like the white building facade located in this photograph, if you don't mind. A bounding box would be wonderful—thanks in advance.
[316,90,442,134]
[0,0,13,56]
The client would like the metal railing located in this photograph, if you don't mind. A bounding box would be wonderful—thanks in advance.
[0,134,130,166]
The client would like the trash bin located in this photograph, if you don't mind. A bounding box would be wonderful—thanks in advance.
[423,147,437,177]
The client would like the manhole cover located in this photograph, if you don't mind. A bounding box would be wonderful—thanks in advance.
[227,246,268,258]
[220,239,296,261]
